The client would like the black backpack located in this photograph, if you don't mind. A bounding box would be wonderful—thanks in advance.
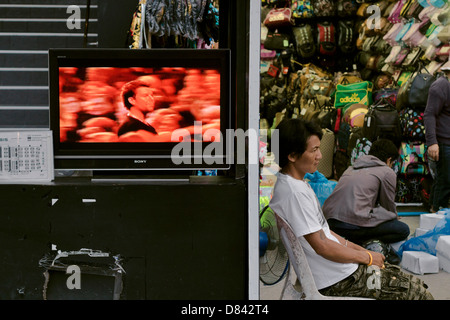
[363,99,402,143]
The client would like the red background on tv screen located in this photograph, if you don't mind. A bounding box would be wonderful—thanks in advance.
[59,67,221,143]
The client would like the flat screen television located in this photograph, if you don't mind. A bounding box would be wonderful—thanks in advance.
[48,48,231,177]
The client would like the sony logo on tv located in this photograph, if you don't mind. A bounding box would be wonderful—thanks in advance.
[134,160,147,164]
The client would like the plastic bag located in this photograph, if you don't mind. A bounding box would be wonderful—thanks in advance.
[304,170,337,207]
[398,209,450,257]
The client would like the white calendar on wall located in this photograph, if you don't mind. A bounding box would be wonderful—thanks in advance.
[0,131,54,183]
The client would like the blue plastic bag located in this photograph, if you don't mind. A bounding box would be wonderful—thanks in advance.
[305,171,337,207]
[398,209,450,257]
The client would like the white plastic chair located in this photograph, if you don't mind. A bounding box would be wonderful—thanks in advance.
[275,214,374,300]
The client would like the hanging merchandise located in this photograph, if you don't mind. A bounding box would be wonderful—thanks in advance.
[438,5,450,25]
[402,19,429,47]
[317,21,337,56]
[349,136,372,165]
[145,0,217,43]
[316,129,336,179]
[263,5,295,29]
[362,99,402,142]
[437,25,450,43]
[342,103,369,128]
[299,97,322,121]
[312,0,336,16]
[393,47,411,66]
[373,87,398,105]
[334,71,363,85]
[388,0,407,23]
[395,18,415,45]
[395,175,426,202]
[302,77,335,99]
[401,46,423,67]
[316,103,337,130]
[264,29,291,50]
[336,0,358,17]
[396,70,413,86]
[429,0,448,8]
[401,0,425,20]
[291,0,315,18]
[436,44,450,57]
[127,0,148,49]
[337,20,356,54]
[383,22,405,46]
[396,65,436,110]
[398,141,429,175]
[333,81,373,108]
[292,24,316,58]
[399,107,426,142]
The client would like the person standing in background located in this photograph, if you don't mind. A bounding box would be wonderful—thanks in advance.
[424,61,450,212]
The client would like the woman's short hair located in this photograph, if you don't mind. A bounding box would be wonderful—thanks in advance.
[369,138,399,163]
[275,118,323,169]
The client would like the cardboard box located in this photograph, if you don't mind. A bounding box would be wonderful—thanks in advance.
[419,213,445,230]
[401,251,439,275]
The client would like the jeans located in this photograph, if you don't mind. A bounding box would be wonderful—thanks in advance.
[433,143,450,210]
[327,218,410,245]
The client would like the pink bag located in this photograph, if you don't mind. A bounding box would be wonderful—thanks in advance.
[388,0,406,23]
[383,22,405,46]
[263,6,294,29]
[402,18,429,46]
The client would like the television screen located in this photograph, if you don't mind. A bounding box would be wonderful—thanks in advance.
[49,48,231,172]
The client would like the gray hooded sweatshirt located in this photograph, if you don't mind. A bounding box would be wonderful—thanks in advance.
[322,155,398,227]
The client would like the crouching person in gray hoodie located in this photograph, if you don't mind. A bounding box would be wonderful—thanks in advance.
[323,139,409,264]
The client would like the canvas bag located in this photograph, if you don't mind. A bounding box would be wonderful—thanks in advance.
[334,81,373,108]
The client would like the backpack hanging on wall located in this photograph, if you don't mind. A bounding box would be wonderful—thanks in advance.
[337,20,356,54]
[317,22,337,55]
[398,141,429,175]
[292,24,317,58]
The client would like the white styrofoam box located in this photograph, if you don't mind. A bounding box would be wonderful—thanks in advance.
[437,253,450,273]
[420,213,445,230]
[436,236,450,273]
[415,227,431,237]
[401,251,440,275]
[436,235,450,260]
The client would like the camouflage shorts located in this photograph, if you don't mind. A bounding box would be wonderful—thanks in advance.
[319,264,434,300]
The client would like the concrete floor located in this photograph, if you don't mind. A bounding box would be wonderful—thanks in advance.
[260,214,450,300]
